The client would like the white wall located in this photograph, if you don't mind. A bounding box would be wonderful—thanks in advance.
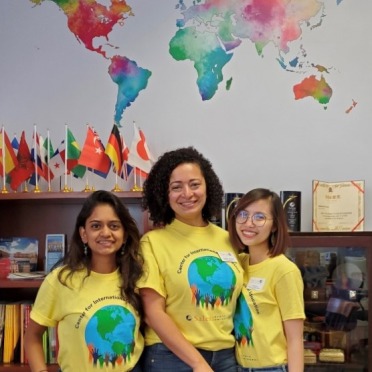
[1,0,372,231]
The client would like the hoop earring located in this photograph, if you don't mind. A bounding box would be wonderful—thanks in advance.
[84,243,88,256]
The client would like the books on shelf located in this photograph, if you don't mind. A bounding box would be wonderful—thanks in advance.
[45,234,65,273]
[0,237,38,272]
[0,302,58,365]
[7,272,46,280]
[2,303,21,363]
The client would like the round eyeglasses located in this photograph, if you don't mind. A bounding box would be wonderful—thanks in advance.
[235,211,273,226]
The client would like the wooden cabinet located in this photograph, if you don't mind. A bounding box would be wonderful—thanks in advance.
[289,232,371,371]
[0,191,146,371]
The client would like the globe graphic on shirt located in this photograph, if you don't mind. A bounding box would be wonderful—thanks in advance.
[233,293,254,346]
[85,305,136,368]
[188,256,236,308]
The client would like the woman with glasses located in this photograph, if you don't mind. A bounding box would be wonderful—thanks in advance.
[138,147,244,372]
[228,188,305,372]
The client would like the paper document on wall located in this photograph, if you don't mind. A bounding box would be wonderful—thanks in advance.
[312,180,364,232]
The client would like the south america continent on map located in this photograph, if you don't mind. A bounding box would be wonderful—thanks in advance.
[31,0,152,126]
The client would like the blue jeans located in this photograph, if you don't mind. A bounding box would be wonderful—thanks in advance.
[58,361,143,372]
[239,365,287,372]
[142,343,238,372]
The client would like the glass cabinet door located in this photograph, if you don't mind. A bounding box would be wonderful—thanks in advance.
[288,232,370,371]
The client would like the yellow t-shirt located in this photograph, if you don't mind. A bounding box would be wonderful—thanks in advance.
[31,267,144,372]
[234,254,305,367]
[138,219,244,350]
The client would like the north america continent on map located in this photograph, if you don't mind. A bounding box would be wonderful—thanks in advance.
[31,0,152,125]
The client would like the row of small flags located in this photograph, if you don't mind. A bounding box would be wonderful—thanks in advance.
[0,122,155,192]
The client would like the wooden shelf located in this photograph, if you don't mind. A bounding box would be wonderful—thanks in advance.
[0,279,44,288]
[0,190,143,201]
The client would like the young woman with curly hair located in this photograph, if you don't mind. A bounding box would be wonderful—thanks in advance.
[138,147,244,372]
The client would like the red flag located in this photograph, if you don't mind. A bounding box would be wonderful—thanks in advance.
[135,168,148,178]
[127,123,154,173]
[0,128,18,176]
[78,126,110,177]
[105,124,123,175]
[8,132,35,190]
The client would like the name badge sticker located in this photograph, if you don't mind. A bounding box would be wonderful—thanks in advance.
[247,277,265,291]
[218,251,238,263]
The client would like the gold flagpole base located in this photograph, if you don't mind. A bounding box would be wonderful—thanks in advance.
[23,183,29,193]
[33,185,41,193]
[62,185,71,193]
[111,184,123,192]
[130,184,143,192]
[82,185,92,192]
[1,185,8,194]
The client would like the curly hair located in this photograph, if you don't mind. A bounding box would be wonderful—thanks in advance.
[58,190,143,315]
[142,147,224,226]
[228,188,290,257]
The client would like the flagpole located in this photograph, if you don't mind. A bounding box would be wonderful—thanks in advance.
[33,124,41,193]
[130,121,142,191]
[47,129,52,192]
[84,171,91,192]
[62,124,69,192]
[112,172,122,192]
[131,167,141,191]
[83,124,91,192]
[1,126,8,193]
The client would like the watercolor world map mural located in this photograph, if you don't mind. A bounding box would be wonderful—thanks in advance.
[30,0,351,125]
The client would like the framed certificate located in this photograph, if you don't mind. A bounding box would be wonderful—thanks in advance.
[45,234,66,272]
[312,180,365,232]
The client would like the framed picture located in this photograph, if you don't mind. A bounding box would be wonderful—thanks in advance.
[45,234,66,273]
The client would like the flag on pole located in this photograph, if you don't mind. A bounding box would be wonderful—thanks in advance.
[78,126,110,178]
[39,135,54,181]
[43,133,55,186]
[60,128,86,179]
[119,133,133,180]
[49,141,66,178]
[11,134,19,152]
[8,131,34,190]
[0,127,18,176]
[127,122,154,174]
[30,132,50,182]
[43,136,55,163]
[105,124,123,175]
